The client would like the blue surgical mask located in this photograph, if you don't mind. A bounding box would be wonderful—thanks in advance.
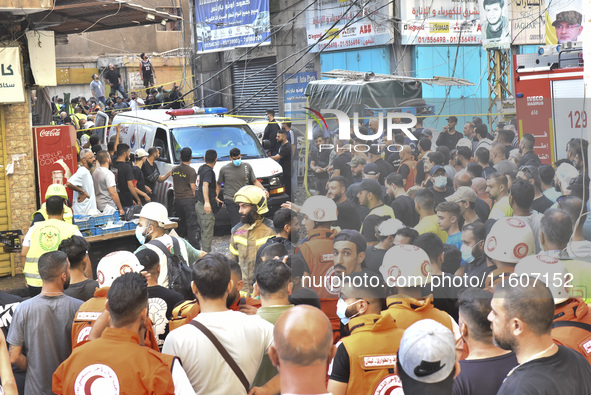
[135,225,147,245]
[232,159,242,167]
[461,243,475,264]
[434,176,447,189]
[336,298,362,326]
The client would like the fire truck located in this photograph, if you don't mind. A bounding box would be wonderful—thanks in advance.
[513,43,585,164]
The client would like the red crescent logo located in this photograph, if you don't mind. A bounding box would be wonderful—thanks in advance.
[506,218,526,228]
[513,243,529,259]
[486,236,498,252]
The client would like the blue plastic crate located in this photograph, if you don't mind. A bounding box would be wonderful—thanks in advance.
[91,212,120,227]
[73,215,92,230]
[97,222,127,235]
[126,221,138,231]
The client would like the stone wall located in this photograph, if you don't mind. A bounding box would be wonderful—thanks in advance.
[2,98,36,236]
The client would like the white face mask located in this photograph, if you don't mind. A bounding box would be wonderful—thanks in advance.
[433,175,447,188]
[336,298,362,325]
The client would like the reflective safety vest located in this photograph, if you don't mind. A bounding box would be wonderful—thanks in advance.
[32,203,73,224]
[24,219,78,287]
[341,313,405,395]
[295,228,338,298]
[72,287,160,352]
[552,298,591,364]
[382,294,453,331]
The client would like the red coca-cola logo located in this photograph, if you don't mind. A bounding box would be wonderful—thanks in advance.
[39,128,61,137]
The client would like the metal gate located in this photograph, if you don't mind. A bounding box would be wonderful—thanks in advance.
[232,57,279,116]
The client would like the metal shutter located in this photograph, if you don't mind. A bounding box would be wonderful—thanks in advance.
[232,57,279,116]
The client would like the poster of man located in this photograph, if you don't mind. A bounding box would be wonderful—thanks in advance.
[479,0,511,49]
[545,0,584,45]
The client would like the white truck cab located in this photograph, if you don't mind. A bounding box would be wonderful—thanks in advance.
[107,108,288,224]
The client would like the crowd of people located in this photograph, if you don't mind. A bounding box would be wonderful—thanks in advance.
[2,110,591,394]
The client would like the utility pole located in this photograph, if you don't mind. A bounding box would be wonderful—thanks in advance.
[487,48,512,130]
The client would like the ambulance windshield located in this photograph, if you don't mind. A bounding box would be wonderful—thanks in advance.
[170,125,266,162]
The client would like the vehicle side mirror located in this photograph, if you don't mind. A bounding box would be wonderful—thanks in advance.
[262,139,272,150]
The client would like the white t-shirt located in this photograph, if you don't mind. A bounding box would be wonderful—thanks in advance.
[68,166,97,215]
[92,166,117,212]
[162,310,274,395]
[130,98,145,111]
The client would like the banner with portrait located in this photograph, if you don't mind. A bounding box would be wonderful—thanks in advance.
[478,0,511,49]
[545,0,584,45]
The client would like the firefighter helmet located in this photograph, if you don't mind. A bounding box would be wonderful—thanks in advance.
[234,185,268,215]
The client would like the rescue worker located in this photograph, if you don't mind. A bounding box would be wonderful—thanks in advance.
[53,273,193,395]
[515,254,591,364]
[293,195,340,339]
[31,184,73,225]
[484,217,535,290]
[21,196,82,296]
[71,250,161,351]
[229,185,275,294]
[328,271,405,395]
[381,245,456,333]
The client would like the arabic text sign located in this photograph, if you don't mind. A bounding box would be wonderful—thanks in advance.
[400,1,482,45]
[284,72,317,119]
[194,0,270,53]
[0,47,25,104]
[305,0,392,52]
[510,0,544,45]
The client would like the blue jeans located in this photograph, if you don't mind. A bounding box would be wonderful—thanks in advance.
[110,83,128,99]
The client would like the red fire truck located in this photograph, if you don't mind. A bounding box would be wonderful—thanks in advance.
[513,44,585,164]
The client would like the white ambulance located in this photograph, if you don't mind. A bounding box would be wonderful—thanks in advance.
[106,107,288,224]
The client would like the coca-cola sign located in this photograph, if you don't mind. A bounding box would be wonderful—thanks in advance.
[39,128,61,137]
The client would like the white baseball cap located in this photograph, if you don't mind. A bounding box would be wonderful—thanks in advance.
[456,138,472,149]
[398,319,456,384]
[96,251,144,287]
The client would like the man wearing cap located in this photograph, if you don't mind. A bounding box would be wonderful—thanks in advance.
[347,155,366,184]
[21,197,83,296]
[368,145,394,185]
[229,185,275,294]
[66,148,97,216]
[172,147,200,249]
[553,11,583,44]
[328,271,405,395]
[269,127,292,198]
[489,282,591,394]
[397,319,458,394]
[8,251,83,395]
[132,148,152,205]
[428,165,454,208]
[364,218,403,273]
[357,179,395,246]
[446,186,481,225]
[134,202,205,286]
[436,116,463,151]
[32,184,74,225]
[326,176,362,231]
[93,150,125,216]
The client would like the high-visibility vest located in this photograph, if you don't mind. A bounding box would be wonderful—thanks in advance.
[24,219,77,287]
[32,203,73,224]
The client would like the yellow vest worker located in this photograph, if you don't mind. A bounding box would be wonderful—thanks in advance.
[32,203,73,225]
[23,219,78,287]
[32,184,73,225]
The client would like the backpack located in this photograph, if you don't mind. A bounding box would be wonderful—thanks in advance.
[169,299,200,332]
[148,238,195,300]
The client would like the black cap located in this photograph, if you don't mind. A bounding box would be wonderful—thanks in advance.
[360,179,382,199]
[368,144,381,155]
[446,116,458,123]
[363,163,380,175]
[180,147,192,162]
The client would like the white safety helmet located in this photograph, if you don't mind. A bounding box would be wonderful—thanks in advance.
[377,218,405,237]
[514,254,570,304]
[300,196,338,222]
[456,138,472,149]
[485,217,535,263]
[96,251,144,288]
[135,202,172,227]
[380,244,431,288]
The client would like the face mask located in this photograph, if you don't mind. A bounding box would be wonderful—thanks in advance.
[135,225,147,245]
[434,176,447,188]
[336,299,362,326]
[232,159,242,167]
[265,115,269,120]
[460,244,475,264]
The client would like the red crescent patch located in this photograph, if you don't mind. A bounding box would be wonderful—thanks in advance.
[513,243,529,259]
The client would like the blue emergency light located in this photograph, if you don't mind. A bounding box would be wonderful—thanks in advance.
[204,107,228,114]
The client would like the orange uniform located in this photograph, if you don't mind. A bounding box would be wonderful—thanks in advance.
[553,298,591,364]
[382,294,454,331]
[72,288,160,352]
[53,328,175,395]
[333,314,405,394]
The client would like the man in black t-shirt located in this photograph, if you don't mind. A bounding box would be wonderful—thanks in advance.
[195,149,219,253]
[436,116,463,151]
[141,147,172,198]
[332,143,353,185]
[270,129,292,199]
[172,147,200,249]
[385,173,419,227]
[326,176,361,231]
[112,144,141,209]
[104,63,128,99]
[135,248,184,351]
[491,282,591,395]
[263,109,280,155]
[132,149,151,205]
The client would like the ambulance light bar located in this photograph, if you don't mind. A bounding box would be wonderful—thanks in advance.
[166,107,228,117]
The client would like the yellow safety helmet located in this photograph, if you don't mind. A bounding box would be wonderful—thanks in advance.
[45,184,68,200]
[234,185,268,215]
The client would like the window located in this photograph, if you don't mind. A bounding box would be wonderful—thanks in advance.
[157,7,182,32]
